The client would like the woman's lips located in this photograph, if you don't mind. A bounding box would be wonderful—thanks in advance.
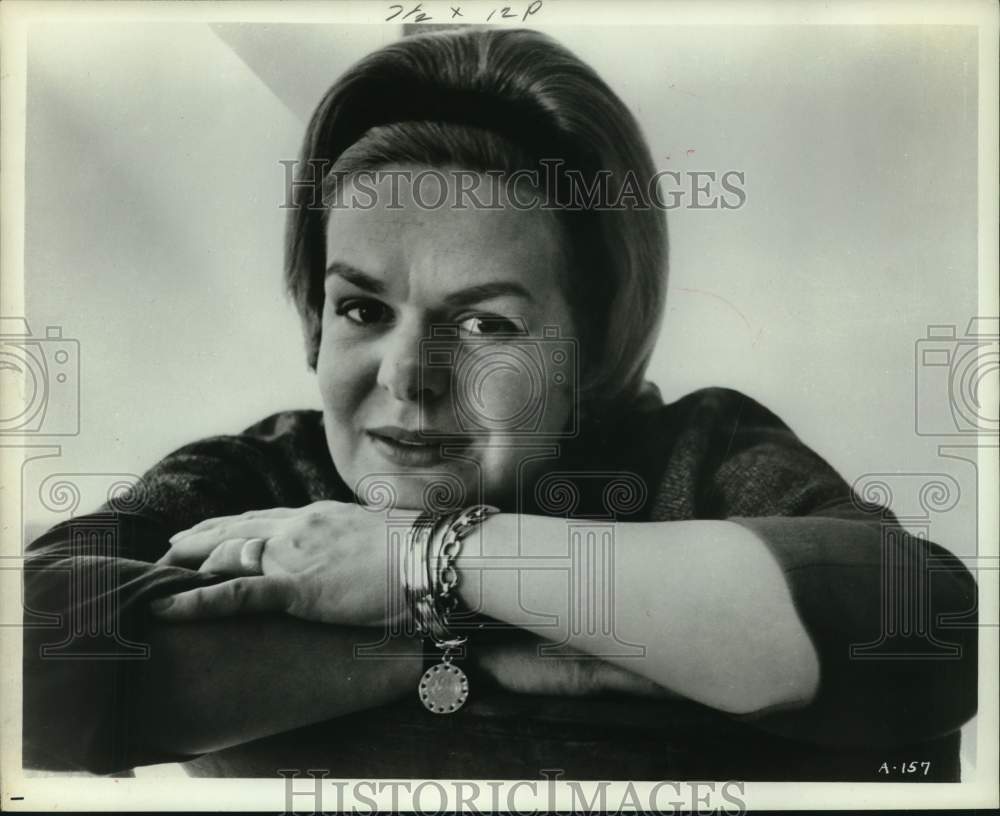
[366,429,469,467]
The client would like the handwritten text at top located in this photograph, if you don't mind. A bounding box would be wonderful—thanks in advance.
[386,1,544,24]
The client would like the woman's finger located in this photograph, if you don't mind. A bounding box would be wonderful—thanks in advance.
[169,516,230,540]
[148,575,294,621]
[156,534,222,567]
[240,537,266,573]
[197,538,265,576]
[156,543,207,568]
[169,507,298,542]
[158,519,281,566]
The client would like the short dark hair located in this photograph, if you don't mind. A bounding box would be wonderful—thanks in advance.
[285,28,667,413]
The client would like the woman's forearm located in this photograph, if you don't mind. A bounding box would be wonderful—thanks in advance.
[130,615,422,758]
[457,515,820,716]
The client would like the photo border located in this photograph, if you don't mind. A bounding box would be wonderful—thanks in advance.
[1,0,997,811]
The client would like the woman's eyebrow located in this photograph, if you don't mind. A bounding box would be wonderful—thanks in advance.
[442,282,533,307]
[326,263,532,306]
[326,262,385,295]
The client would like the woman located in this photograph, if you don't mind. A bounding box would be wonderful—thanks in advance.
[24,27,977,779]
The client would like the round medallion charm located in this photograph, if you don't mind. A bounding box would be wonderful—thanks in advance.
[419,661,469,714]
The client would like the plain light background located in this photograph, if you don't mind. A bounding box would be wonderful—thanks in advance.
[18,20,984,770]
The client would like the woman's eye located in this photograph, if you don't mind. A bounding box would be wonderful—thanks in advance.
[458,315,524,336]
[336,299,392,326]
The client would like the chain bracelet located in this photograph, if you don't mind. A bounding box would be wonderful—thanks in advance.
[403,504,500,714]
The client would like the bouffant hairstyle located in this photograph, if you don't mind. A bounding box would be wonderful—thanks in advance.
[285,28,667,417]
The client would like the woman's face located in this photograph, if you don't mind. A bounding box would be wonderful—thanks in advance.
[318,166,578,510]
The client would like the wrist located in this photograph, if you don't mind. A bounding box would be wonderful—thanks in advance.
[452,511,517,615]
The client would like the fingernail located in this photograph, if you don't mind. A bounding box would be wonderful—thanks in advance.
[150,597,174,612]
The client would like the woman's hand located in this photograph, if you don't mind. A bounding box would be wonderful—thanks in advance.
[152,501,399,627]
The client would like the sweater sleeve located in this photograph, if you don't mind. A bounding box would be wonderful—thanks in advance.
[21,429,310,773]
[651,388,978,748]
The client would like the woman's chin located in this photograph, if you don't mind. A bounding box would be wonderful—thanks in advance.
[346,459,489,513]
[331,434,521,512]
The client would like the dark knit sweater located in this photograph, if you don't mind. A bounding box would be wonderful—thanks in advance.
[22,387,978,778]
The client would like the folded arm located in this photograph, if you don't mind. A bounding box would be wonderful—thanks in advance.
[457,509,977,746]
[457,515,821,716]
[21,523,423,771]
[132,616,422,757]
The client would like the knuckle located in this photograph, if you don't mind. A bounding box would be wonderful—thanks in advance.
[205,578,246,614]
[284,578,311,616]
[227,579,249,606]
[184,591,206,616]
[268,534,290,550]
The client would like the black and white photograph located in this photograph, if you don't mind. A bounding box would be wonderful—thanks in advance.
[1,0,997,811]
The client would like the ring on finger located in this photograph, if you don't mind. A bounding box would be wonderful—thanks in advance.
[240,538,266,574]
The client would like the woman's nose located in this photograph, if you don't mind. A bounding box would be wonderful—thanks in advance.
[376,322,446,402]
